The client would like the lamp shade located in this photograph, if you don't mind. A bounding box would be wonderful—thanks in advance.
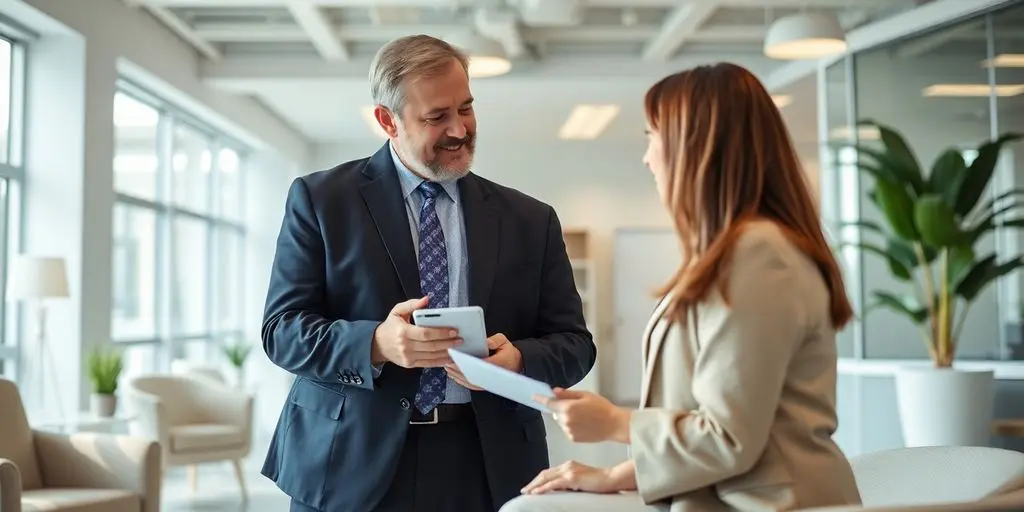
[764,12,847,60]
[444,31,512,78]
[8,255,69,299]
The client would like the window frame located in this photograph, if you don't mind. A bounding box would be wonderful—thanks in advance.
[0,33,27,379]
[112,78,248,375]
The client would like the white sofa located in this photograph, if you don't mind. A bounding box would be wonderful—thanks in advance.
[502,446,1024,511]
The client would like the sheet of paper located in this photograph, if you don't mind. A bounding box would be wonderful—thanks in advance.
[448,348,555,412]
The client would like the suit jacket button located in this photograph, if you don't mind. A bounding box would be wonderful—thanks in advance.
[400,398,410,410]
[353,376,364,385]
[341,376,352,384]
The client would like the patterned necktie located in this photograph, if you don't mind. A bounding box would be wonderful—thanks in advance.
[413,181,449,414]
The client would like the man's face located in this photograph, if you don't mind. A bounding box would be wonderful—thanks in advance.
[380,58,476,182]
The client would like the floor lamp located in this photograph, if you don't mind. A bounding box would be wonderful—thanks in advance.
[9,255,69,425]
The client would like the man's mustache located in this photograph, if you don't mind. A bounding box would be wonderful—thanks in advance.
[435,134,475,147]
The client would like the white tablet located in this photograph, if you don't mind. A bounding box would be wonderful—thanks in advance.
[412,306,489,358]
[448,348,555,412]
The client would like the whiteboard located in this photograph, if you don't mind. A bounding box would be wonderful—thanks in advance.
[610,228,680,405]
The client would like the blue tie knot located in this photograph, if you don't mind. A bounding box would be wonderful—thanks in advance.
[418,181,443,200]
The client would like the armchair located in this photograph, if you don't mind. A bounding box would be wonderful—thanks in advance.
[0,378,161,512]
[122,373,252,498]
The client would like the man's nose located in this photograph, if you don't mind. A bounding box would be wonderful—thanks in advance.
[446,117,467,139]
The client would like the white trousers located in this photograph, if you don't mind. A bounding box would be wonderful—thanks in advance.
[500,491,667,512]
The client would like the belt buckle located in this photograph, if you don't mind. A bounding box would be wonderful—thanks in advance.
[409,408,439,425]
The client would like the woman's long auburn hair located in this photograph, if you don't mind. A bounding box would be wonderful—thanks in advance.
[645,63,853,329]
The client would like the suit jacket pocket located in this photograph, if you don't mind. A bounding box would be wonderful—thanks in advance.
[289,377,346,420]
[276,378,347,508]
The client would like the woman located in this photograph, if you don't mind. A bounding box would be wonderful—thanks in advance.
[503,63,863,511]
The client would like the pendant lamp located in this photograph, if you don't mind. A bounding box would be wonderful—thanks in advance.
[764,12,847,60]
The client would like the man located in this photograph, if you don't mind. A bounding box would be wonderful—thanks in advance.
[260,34,596,512]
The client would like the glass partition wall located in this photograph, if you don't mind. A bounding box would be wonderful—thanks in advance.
[823,1,1024,361]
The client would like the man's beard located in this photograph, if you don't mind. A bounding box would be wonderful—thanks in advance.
[396,132,476,182]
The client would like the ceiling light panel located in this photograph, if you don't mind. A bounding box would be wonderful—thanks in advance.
[922,84,1024,97]
[558,104,620,140]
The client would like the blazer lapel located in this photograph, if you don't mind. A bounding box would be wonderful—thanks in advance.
[640,296,671,407]
[459,174,500,310]
[359,143,422,299]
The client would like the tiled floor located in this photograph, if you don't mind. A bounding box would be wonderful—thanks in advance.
[162,415,628,511]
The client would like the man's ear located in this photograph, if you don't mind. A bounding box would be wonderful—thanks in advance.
[374,106,400,139]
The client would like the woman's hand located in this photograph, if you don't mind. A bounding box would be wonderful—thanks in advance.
[521,460,631,495]
[535,388,632,444]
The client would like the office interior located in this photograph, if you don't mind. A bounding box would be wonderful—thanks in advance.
[1,0,1023,510]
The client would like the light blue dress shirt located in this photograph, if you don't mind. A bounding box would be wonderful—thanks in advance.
[388,143,472,404]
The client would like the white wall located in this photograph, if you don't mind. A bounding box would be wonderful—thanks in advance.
[6,0,309,416]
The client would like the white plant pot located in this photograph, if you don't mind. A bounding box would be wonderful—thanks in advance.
[90,393,118,418]
[894,366,994,447]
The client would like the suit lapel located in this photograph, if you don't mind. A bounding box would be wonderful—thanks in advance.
[359,143,422,299]
[640,296,671,407]
[459,175,500,310]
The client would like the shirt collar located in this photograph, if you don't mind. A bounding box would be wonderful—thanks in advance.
[389,142,459,204]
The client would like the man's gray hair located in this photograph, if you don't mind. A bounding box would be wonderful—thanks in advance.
[369,34,470,115]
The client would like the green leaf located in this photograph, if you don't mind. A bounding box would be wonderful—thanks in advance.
[854,144,924,195]
[869,291,928,324]
[839,219,887,235]
[915,194,963,247]
[928,150,967,206]
[956,133,1024,216]
[948,245,975,286]
[957,255,1024,302]
[955,254,997,301]
[844,242,913,280]
[875,178,919,240]
[858,119,927,193]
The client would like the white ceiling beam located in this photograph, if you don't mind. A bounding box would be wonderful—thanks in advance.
[641,0,720,61]
[193,23,665,44]
[201,53,779,85]
[142,5,222,60]
[139,0,896,6]
[139,0,478,6]
[286,0,349,60]
[892,21,981,58]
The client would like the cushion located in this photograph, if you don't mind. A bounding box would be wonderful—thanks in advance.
[21,488,140,512]
[170,423,243,453]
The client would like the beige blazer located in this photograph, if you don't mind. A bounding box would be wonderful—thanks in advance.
[629,220,862,512]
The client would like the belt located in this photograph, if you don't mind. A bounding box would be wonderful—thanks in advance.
[409,403,474,425]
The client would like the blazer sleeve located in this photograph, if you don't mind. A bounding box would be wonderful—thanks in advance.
[628,231,810,503]
[511,206,597,389]
[261,177,378,390]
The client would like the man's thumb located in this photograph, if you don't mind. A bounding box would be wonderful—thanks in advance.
[392,296,430,316]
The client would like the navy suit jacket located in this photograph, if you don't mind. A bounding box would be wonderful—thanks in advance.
[260,143,596,511]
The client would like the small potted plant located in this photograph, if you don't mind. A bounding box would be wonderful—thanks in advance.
[222,341,253,389]
[87,347,123,418]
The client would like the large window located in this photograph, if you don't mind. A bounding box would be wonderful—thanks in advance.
[112,81,246,378]
[0,35,25,379]
[822,2,1024,361]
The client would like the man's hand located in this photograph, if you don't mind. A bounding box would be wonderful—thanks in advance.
[445,334,522,390]
[372,297,462,368]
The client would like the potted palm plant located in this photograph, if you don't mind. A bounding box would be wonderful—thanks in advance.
[222,341,253,389]
[87,346,123,418]
[845,120,1021,447]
